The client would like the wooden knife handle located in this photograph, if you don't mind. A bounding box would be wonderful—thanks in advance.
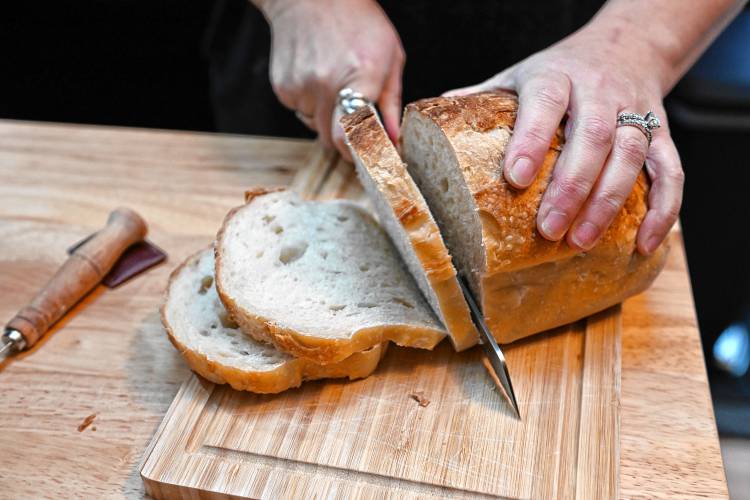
[5,207,148,348]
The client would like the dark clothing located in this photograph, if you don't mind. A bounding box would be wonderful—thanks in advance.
[204,0,604,137]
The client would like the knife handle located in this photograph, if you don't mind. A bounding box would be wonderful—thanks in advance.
[5,207,147,348]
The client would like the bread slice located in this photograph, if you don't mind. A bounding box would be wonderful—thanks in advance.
[401,91,669,343]
[215,188,446,364]
[162,248,387,393]
[341,106,479,351]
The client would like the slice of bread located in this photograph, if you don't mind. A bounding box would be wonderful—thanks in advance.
[215,188,446,364]
[401,91,669,343]
[341,106,479,351]
[162,248,387,394]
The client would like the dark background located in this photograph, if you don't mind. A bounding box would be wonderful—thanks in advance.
[0,1,215,131]
[2,0,749,436]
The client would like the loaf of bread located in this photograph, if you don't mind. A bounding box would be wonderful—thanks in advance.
[341,106,479,351]
[164,91,670,393]
[215,188,447,365]
[161,248,387,393]
[401,91,669,343]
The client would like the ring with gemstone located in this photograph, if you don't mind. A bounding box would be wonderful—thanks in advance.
[616,111,661,145]
[337,88,372,115]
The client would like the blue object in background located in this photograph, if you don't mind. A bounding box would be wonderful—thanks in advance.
[714,322,750,377]
[682,10,750,109]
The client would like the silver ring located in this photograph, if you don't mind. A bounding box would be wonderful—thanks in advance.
[337,87,372,115]
[616,111,661,145]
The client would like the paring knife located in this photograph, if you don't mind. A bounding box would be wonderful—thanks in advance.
[0,208,163,361]
[458,275,521,418]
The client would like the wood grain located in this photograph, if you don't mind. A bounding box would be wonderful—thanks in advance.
[141,158,620,498]
[0,119,727,498]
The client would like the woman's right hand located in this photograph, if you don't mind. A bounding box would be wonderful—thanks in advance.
[258,0,405,159]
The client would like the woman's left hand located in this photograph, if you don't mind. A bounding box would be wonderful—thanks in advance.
[445,24,684,256]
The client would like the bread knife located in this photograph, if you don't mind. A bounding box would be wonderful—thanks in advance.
[0,208,152,360]
[458,275,521,418]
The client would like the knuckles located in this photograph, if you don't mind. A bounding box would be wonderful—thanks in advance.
[664,165,686,187]
[547,177,592,209]
[617,134,648,167]
[532,85,568,113]
[518,125,553,153]
[577,116,615,150]
[593,188,627,215]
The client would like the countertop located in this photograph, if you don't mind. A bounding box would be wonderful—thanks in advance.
[0,119,727,498]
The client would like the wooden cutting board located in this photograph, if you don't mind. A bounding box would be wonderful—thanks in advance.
[140,154,620,499]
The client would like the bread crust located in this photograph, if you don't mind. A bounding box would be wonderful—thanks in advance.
[341,107,479,351]
[405,92,669,343]
[214,188,446,364]
[161,248,388,394]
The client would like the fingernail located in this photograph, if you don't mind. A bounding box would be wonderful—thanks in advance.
[540,210,568,240]
[508,157,535,187]
[571,222,599,250]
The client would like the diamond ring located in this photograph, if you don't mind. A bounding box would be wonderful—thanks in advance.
[616,111,661,145]
[337,88,372,115]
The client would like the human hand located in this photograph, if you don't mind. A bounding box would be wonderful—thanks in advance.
[445,24,684,256]
[259,0,405,159]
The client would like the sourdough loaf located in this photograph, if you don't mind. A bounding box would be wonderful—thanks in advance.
[162,248,387,393]
[401,91,669,343]
[341,106,479,351]
[215,188,446,364]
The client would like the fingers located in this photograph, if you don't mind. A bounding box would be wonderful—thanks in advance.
[328,50,404,151]
[637,134,684,255]
[537,99,616,242]
[567,125,648,250]
[330,77,382,160]
[331,106,353,162]
[503,73,571,188]
[330,55,403,158]
[378,56,404,143]
[314,90,337,149]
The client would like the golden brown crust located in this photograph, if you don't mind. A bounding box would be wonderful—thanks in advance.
[406,92,668,343]
[244,186,286,204]
[161,248,388,393]
[214,187,446,364]
[481,240,669,343]
[341,107,479,351]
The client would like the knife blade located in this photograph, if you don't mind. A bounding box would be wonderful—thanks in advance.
[458,275,521,418]
[347,101,521,417]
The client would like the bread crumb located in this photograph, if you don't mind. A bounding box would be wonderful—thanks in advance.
[77,413,97,432]
[410,391,430,407]
[91,426,97,432]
